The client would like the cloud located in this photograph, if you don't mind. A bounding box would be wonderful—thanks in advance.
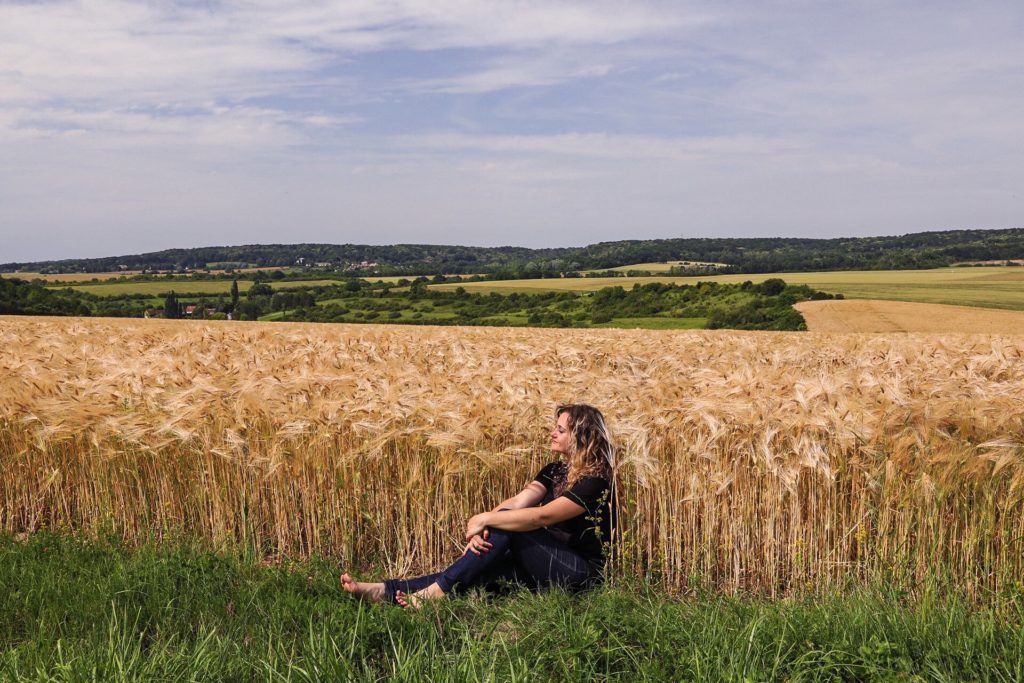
[406,58,616,94]
[0,0,701,147]
[0,104,360,148]
[0,1,693,105]
[403,131,809,161]
[2,1,1023,262]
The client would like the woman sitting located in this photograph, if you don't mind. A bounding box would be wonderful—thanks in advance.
[341,403,618,608]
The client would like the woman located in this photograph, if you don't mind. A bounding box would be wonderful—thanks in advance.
[340,403,617,608]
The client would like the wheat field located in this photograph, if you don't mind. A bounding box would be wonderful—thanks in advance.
[795,299,1024,333]
[2,315,1023,597]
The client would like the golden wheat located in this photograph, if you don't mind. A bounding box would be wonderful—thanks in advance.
[2,315,1023,597]
[795,299,1024,333]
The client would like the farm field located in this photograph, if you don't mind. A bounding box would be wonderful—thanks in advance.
[49,278,342,296]
[595,260,726,273]
[23,274,462,295]
[591,316,706,330]
[2,266,297,283]
[363,274,479,284]
[3,315,1024,600]
[433,266,1024,310]
[2,270,145,282]
[267,297,709,330]
[796,299,1024,333]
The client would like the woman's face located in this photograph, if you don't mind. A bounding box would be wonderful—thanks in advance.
[550,411,572,456]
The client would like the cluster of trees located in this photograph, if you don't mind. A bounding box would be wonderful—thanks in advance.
[1,277,281,321]
[155,280,316,320]
[284,279,839,331]
[7,228,1024,276]
[0,278,91,316]
[587,279,837,330]
[233,283,316,320]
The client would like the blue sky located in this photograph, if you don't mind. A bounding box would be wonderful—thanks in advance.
[1,1,1022,262]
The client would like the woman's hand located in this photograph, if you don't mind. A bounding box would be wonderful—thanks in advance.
[463,531,492,556]
[465,512,490,540]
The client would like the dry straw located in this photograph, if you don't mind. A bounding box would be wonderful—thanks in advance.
[2,315,1024,597]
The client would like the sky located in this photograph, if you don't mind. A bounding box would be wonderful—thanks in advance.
[1,1,1022,263]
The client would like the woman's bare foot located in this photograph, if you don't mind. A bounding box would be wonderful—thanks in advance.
[395,582,445,609]
[340,573,385,602]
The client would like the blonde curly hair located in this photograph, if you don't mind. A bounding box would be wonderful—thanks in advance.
[553,403,615,494]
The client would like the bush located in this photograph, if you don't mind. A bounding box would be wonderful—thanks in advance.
[755,278,786,296]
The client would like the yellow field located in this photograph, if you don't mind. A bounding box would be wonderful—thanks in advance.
[3,316,1023,596]
[2,271,145,282]
[796,299,1024,333]
[596,261,727,273]
[3,266,298,284]
[433,266,1024,311]
[51,279,342,296]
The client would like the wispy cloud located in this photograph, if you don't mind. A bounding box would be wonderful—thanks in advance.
[0,104,359,147]
[403,132,809,161]
[1,1,1022,261]
[0,1,692,103]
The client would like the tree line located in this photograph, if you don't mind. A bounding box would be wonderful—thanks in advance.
[5,228,1024,276]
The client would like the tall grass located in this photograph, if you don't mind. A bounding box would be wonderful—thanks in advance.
[3,534,1023,682]
[2,316,1024,596]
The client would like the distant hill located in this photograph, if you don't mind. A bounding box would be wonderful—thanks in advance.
[4,228,1024,276]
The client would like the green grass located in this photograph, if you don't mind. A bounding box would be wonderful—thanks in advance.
[51,279,344,297]
[592,317,707,330]
[2,534,1023,682]
[432,267,1024,311]
[285,282,812,330]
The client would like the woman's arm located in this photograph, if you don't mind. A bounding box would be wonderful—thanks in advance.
[488,481,546,512]
[463,480,550,555]
[466,497,585,538]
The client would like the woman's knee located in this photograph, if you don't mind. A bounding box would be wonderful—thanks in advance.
[506,527,551,548]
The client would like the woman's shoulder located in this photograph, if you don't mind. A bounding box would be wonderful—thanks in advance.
[571,473,611,489]
[533,461,566,482]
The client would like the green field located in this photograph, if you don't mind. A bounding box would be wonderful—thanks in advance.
[593,316,707,330]
[50,279,343,297]
[434,267,1024,311]
[3,533,1022,682]
[268,293,716,330]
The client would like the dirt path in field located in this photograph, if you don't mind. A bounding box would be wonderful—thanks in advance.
[795,299,1024,333]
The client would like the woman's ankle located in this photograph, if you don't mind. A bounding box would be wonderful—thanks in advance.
[419,582,446,599]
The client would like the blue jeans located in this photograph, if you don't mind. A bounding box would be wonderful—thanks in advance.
[383,516,598,601]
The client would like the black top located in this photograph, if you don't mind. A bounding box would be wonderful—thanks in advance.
[533,461,616,571]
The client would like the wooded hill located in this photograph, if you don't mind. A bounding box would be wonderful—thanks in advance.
[5,227,1023,276]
